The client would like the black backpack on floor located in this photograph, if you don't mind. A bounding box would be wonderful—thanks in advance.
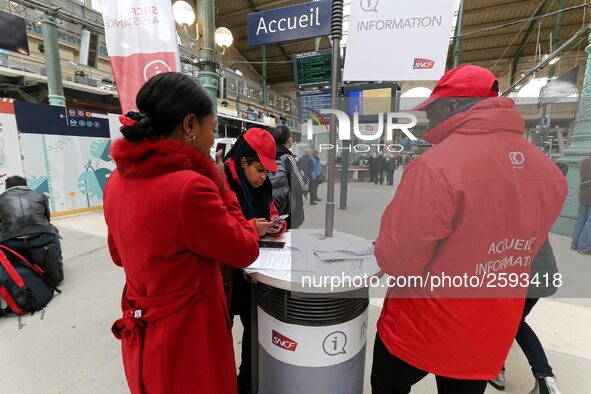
[0,246,55,315]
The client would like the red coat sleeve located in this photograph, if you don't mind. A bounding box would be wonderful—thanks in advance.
[375,161,455,277]
[179,175,259,268]
[107,231,123,267]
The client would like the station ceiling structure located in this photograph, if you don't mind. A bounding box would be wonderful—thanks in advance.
[212,0,591,85]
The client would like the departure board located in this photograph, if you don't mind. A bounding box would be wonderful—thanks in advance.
[297,89,332,123]
[294,50,332,89]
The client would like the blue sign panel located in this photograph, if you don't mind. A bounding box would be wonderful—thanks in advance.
[297,89,332,124]
[248,1,332,47]
[14,101,110,138]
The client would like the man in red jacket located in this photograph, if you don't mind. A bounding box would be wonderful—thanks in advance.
[371,65,568,393]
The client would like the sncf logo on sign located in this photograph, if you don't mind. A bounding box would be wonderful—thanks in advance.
[413,58,435,69]
[272,330,298,351]
[509,152,525,166]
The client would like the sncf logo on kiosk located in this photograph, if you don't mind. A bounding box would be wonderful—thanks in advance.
[414,58,436,70]
[272,330,298,351]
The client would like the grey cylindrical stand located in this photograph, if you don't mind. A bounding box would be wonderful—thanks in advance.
[255,285,369,394]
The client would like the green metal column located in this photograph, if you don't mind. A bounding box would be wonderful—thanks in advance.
[453,0,465,68]
[41,14,65,106]
[548,0,565,78]
[553,28,591,235]
[261,45,268,104]
[197,0,219,110]
[539,0,564,154]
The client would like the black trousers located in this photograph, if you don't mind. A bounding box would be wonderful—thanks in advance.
[230,271,252,394]
[371,334,487,394]
[374,170,384,184]
[310,179,319,204]
[387,169,395,185]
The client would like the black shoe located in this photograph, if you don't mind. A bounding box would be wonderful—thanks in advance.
[489,370,506,391]
[310,202,317,206]
[315,198,322,202]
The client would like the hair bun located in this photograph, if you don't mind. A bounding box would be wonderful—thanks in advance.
[120,111,156,142]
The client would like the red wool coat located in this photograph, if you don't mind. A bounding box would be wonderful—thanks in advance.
[104,138,259,394]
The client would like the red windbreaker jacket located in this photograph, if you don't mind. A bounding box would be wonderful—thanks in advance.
[375,97,567,380]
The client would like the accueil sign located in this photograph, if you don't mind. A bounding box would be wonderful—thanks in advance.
[247,0,332,47]
[343,0,456,81]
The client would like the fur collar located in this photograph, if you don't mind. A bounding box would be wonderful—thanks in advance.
[111,138,219,183]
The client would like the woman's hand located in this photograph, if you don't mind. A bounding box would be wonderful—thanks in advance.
[255,218,272,237]
[216,151,226,191]
[268,218,284,234]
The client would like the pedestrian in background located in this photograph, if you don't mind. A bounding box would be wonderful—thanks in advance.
[490,161,569,394]
[572,152,591,254]
[104,72,260,394]
[270,125,306,229]
[374,153,387,185]
[299,150,316,205]
[386,154,397,185]
[311,150,323,203]
[368,153,376,182]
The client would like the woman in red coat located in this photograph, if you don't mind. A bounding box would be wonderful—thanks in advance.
[104,72,259,394]
[222,129,286,393]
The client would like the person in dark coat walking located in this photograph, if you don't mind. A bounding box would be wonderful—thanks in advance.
[386,155,397,185]
[270,125,306,229]
[489,162,568,394]
[299,150,317,205]
[368,154,376,182]
[374,153,387,185]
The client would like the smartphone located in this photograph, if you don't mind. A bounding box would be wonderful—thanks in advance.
[216,142,226,158]
[272,214,289,222]
[258,240,285,249]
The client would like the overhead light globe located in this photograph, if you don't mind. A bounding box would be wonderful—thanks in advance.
[215,27,233,48]
[173,1,195,26]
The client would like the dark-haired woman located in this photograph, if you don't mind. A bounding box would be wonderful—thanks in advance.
[222,128,287,393]
[104,72,259,394]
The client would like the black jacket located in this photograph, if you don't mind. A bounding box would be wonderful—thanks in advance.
[528,238,560,298]
[298,156,314,179]
[374,155,387,171]
[387,157,397,171]
[275,145,305,229]
[0,186,59,242]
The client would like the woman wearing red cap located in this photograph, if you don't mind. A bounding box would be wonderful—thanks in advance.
[222,128,286,393]
[104,72,259,394]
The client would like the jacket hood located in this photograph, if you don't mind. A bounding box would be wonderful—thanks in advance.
[423,97,525,145]
[275,144,293,158]
[111,138,220,184]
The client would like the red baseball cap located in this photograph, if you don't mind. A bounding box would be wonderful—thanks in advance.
[243,128,278,172]
[412,64,499,111]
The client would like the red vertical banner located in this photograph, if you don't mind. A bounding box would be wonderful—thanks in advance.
[97,0,181,113]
